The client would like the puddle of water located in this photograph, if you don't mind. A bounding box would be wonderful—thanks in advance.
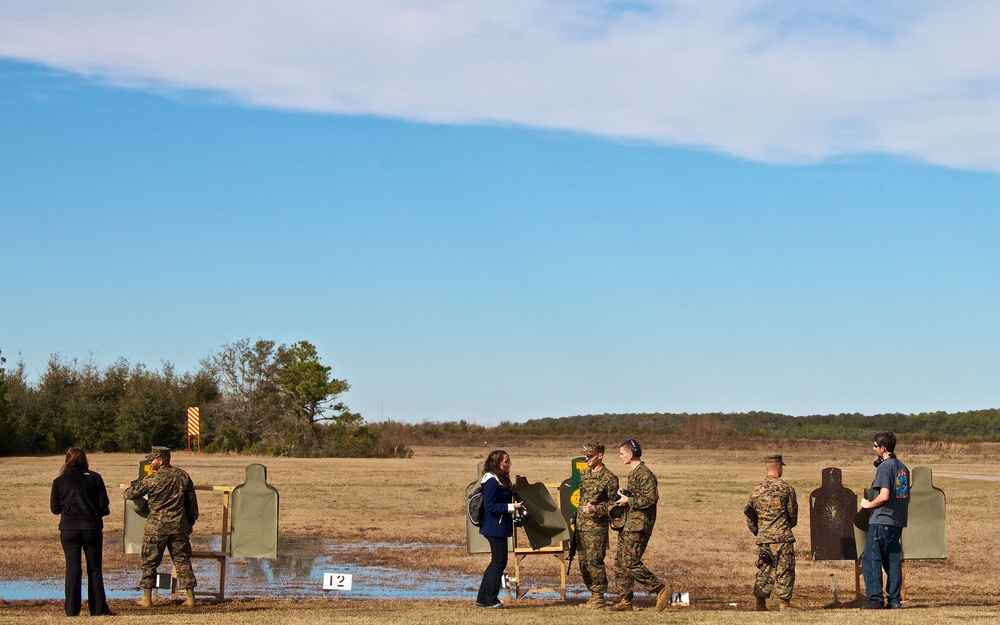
[1,537,581,601]
[223,536,481,599]
[0,581,137,601]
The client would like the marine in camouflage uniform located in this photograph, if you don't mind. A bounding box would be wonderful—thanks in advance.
[123,446,199,606]
[575,443,620,608]
[746,454,798,611]
[609,438,669,612]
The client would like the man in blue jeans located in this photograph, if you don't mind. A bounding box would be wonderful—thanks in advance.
[859,431,910,609]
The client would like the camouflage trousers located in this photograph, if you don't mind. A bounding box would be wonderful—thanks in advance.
[754,542,794,601]
[613,531,663,598]
[577,529,610,593]
[140,532,197,590]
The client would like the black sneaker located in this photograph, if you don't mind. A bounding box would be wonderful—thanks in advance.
[860,600,886,610]
[887,602,902,609]
[476,601,504,609]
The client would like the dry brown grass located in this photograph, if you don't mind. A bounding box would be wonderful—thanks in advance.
[3,598,1000,625]
[3,440,1000,623]
[3,597,1000,625]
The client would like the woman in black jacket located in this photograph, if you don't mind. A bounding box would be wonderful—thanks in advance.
[50,447,113,616]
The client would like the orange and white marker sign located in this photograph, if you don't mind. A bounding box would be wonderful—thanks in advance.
[187,407,200,436]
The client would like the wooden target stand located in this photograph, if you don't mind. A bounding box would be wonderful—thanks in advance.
[506,482,569,601]
[122,483,236,602]
[174,485,235,602]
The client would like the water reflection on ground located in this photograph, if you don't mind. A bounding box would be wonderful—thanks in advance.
[224,536,479,599]
[0,536,489,601]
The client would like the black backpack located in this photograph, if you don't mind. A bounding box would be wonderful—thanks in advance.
[467,483,485,527]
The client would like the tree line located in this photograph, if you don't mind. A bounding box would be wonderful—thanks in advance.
[507,409,1000,442]
[0,341,411,458]
[3,340,996,456]
[368,409,1000,447]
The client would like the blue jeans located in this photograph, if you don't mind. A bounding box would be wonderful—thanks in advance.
[476,535,508,606]
[862,523,903,605]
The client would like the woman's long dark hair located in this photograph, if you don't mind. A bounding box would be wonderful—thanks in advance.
[61,447,89,475]
[482,449,514,491]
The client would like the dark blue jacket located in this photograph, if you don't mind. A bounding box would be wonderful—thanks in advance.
[478,474,514,538]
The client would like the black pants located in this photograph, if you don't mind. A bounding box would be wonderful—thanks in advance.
[476,535,508,606]
[60,529,110,616]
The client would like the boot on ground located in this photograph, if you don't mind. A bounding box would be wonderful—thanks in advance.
[183,589,196,607]
[608,598,633,612]
[654,584,670,612]
[137,589,152,608]
[582,593,606,609]
[778,598,800,611]
[754,597,768,611]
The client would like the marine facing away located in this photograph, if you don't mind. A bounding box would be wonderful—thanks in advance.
[745,454,798,612]
[123,446,199,607]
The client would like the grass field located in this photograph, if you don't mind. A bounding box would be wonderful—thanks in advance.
[2,439,999,624]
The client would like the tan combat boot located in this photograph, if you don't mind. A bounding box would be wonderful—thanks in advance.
[137,588,153,608]
[183,589,196,607]
[754,597,768,611]
[608,597,633,612]
[778,598,799,611]
[654,584,670,612]
[583,593,606,609]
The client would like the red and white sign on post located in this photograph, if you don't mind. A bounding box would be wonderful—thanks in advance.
[187,406,201,453]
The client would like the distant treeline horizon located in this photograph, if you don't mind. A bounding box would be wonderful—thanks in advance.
[372,408,1000,447]
[3,344,997,456]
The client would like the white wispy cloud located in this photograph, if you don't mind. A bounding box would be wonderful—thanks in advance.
[2,0,999,170]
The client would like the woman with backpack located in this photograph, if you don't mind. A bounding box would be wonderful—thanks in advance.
[475,449,523,609]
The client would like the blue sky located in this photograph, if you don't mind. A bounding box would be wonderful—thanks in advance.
[2,2,999,424]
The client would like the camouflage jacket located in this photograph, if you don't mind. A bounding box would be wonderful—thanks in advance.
[124,465,199,535]
[622,462,658,534]
[576,466,620,532]
[747,476,797,544]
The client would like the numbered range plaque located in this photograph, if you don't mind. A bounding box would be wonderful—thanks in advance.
[323,573,353,591]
